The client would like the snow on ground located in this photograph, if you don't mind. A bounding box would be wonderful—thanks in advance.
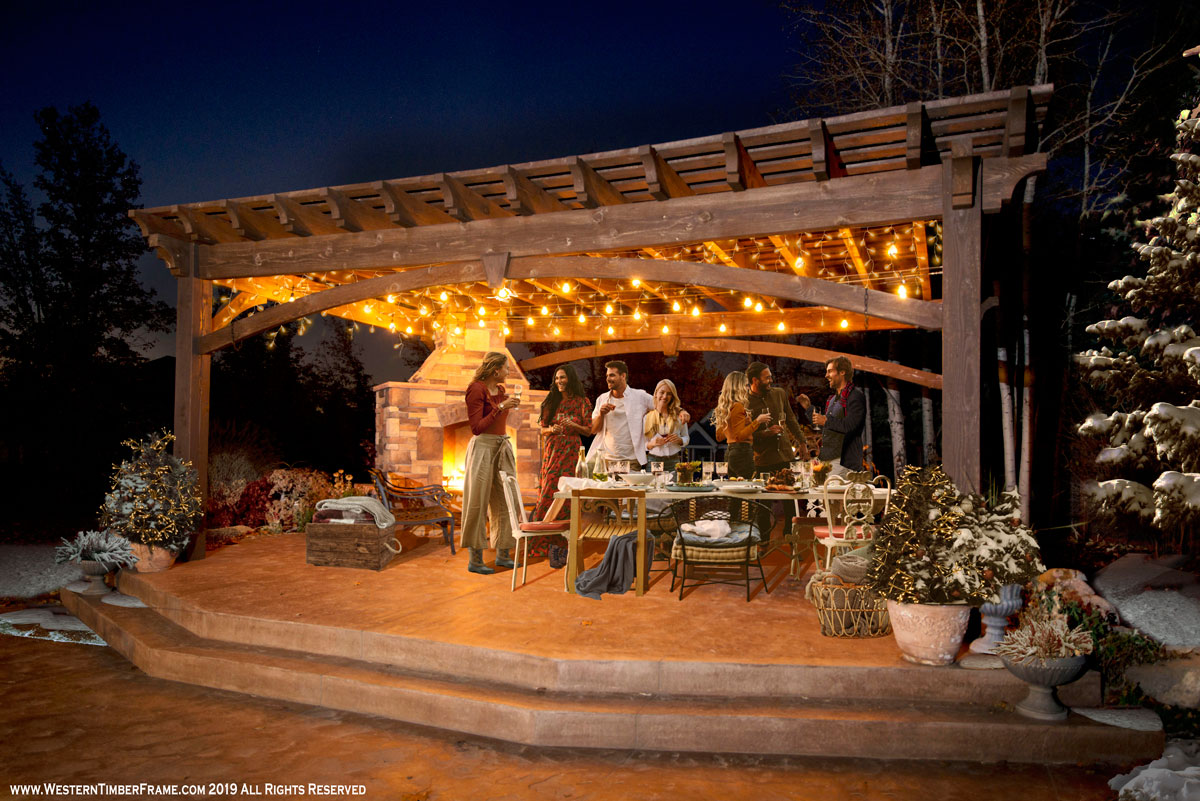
[1112,740,1200,800]
[0,544,82,598]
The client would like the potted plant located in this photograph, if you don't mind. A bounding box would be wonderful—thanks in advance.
[864,465,1044,665]
[99,431,203,572]
[55,529,138,595]
[995,585,1095,720]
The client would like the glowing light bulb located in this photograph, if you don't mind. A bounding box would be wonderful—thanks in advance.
[578,313,586,324]
[389,322,396,331]
[795,257,805,270]
[691,307,700,317]
[453,325,462,335]
[386,294,396,303]
[541,306,549,316]
[497,287,511,300]
[719,323,727,333]
[439,291,448,301]
[633,310,642,320]
[363,304,372,313]
[887,243,899,259]
[662,325,670,334]
[419,306,428,316]
[405,326,413,334]
[754,302,763,312]
[672,300,681,312]
[604,304,613,314]
[632,278,641,287]
[607,326,614,335]
[897,284,908,298]
[526,316,535,326]
[478,319,485,327]
[503,326,510,336]
[562,282,572,292]
[777,322,786,331]
[840,319,849,329]
[553,326,561,336]
[743,297,753,308]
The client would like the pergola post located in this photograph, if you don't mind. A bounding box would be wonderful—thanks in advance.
[940,145,983,491]
[174,255,212,562]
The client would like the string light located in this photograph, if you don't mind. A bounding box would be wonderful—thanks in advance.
[553,326,561,336]
[607,325,615,335]
[578,313,586,324]
[439,291,448,301]
[777,322,786,331]
[562,282,572,292]
[691,306,700,317]
[419,306,428,316]
[887,243,899,259]
[632,278,641,287]
[633,309,642,320]
[719,323,727,333]
[386,294,396,303]
[497,287,511,300]
[526,316,535,326]
[604,304,614,314]
[897,283,908,298]
[477,306,487,316]
[503,325,510,336]
[541,306,550,316]
[453,325,462,335]
[754,302,763,312]
[672,300,681,312]
[662,325,670,334]
[478,319,486,327]
[405,326,413,334]
[840,319,849,329]
[743,297,753,308]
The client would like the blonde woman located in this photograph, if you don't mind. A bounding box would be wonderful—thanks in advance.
[461,351,520,575]
[713,371,768,479]
[643,379,690,471]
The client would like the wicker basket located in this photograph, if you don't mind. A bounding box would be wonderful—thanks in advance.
[805,572,891,638]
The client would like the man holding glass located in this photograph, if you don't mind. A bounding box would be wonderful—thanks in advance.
[798,356,866,476]
[588,361,689,472]
[744,362,807,480]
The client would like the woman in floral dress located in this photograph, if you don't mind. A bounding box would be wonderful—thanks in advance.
[531,365,591,559]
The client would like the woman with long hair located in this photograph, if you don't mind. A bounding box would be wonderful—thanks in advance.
[643,378,690,471]
[461,351,521,575]
[713,371,767,479]
[531,365,591,563]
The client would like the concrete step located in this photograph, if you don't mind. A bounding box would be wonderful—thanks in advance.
[63,590,1163,764]
[110,568,1097,707]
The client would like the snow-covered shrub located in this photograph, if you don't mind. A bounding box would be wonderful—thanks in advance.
[98,431,201,553]
[1078,96,1200,549]
[54,530,138,570]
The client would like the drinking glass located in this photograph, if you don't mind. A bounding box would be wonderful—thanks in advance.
[791,460,806,487]
[651,461,665,489]
[701,461,714,483]
[757,472,772,486]
[715,461,729,482]
[614,460,630,479]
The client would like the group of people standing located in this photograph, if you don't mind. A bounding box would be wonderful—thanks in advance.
[458,351,866,575]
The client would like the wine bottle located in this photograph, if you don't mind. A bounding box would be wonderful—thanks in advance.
[574,446,590,480]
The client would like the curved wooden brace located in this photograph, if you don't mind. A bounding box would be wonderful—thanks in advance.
[196,260,483,354]
[519,338,942,390]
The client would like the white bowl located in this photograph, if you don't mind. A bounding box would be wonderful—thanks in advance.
[617,472,655,485]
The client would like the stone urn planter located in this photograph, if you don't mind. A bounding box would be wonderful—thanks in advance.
[970,583,1024,654]
[1000,655,1088,721]
[128,542,177,573]
[886,600,971,665]
[75,560,112,596]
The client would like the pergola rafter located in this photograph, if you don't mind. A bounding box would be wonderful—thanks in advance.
[138,84,1051,558]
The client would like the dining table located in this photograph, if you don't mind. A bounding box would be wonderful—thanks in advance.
[548,478,834,593]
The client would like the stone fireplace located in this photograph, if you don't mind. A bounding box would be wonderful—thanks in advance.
[374,323,548,498]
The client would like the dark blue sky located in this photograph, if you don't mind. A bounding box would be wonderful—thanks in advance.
[1,1,799,379]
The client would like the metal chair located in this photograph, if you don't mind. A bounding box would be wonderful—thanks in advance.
[368,469,456,554]
[812,473,891,571]
[662,496,772,601]
[498,471,570,590]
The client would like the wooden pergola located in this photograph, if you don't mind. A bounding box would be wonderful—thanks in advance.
[134,84,1050,544]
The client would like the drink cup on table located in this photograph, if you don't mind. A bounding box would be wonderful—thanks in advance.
[701,461,714,483]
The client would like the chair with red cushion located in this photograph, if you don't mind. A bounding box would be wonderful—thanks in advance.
[812,473,891,571]
[499,471,570,590]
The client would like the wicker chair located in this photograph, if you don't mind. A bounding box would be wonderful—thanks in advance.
[662,496,772,601]
[368,469,456,554]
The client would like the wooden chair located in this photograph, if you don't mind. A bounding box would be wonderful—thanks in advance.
[812,473,891,571]
[662,496,772,601]
[368,469,456,554]
[498,471,570,590]
[565,486,649,596]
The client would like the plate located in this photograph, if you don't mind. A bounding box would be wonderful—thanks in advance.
[722,483,762,493]
[665,484,715,493]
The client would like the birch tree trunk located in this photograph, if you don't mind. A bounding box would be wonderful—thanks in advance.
[863,384,875,473]
[997,347,1017,489]
[921,386,936,466]
[886,373,906,477]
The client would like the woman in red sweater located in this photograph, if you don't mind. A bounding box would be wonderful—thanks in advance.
[461,351,522,575]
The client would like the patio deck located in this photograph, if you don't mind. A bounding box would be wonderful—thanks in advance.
[62,531,1161,764]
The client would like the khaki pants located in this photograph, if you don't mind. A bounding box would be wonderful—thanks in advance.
[460,434,517,551]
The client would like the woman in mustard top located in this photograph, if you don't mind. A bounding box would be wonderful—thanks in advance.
[713,371,771,479]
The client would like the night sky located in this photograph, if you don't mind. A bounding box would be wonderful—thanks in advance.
[1,1,797,380]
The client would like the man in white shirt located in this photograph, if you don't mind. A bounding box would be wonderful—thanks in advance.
[587,360,688,471]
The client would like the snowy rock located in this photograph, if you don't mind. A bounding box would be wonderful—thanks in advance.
[1129,656,1200,709]
[0,607,93,631]
[1111,740,1200,800]
[1096,554,1199,601]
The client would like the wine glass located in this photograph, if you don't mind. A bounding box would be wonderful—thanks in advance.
[650,461,665,489]
[614,460,630,480]
[791,460,807,489]
[701,461,714,483]
[715,461,729,482]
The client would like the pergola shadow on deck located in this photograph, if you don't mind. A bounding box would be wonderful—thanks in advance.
[133,85,1050,558]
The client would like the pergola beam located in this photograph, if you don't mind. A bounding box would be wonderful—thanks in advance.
[195,155,1044,280]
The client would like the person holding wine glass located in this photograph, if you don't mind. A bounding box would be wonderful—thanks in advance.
[461,351,521,575]
[531,364,591,567]
[713,371,766,480]
[798,356,866,477]
[644,379,689,472]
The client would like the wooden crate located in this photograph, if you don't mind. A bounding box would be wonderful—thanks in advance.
[305,522,400,570]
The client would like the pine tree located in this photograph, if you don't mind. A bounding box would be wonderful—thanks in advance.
[1077,84,1200,550]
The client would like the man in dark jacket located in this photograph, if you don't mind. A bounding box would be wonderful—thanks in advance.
[745,361,808,479]
[798,356,866,475]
